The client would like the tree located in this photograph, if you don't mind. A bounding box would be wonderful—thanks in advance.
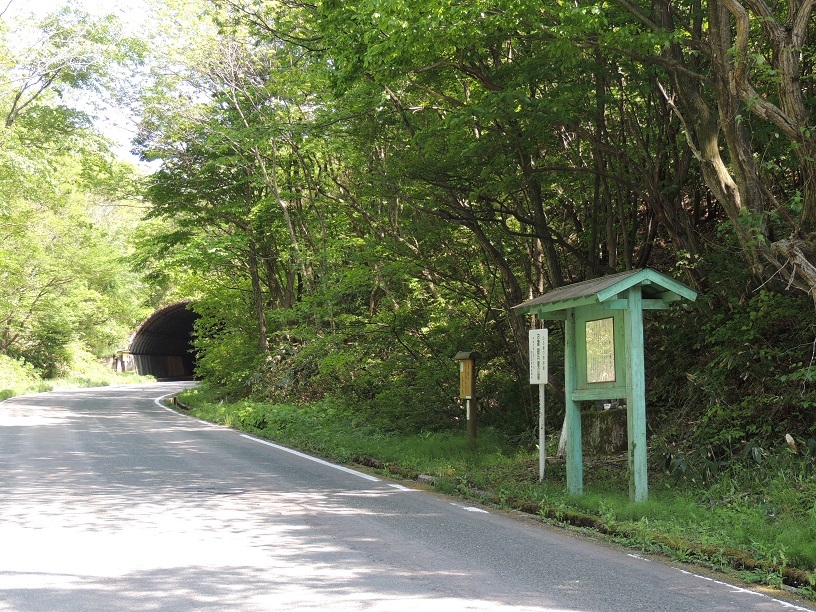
[0,6,151,377]
[136,1,337,358]
[152,0,714,426]
[613,0,816,303]
[2,6,145,127]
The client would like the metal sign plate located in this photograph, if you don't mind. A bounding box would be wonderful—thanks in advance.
[528,329,548,385]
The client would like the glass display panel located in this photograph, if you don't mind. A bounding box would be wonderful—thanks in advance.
[586,317,616,383]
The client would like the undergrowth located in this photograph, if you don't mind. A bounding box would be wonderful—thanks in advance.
[0,352,154,401]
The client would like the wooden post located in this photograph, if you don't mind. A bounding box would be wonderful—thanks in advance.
[467,397,477,447]
[625,287,648,502]
[564,309,583,495]
[538,384,546,480]
[529,328,549,481]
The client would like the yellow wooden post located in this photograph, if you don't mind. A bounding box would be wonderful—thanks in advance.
[455,351,480,446]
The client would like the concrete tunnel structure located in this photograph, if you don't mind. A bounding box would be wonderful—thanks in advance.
[123,301,200,379]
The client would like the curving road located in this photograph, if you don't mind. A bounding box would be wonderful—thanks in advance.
[0,383,810,611]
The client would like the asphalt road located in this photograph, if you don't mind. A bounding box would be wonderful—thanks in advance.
[0,382,810,611]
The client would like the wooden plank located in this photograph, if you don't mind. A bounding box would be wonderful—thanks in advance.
[596,269,652,302]
[516,294,599,315]
[600,299,628,310]
[625,286,648,502]
[572,387,627,401]
[602,299,667,310]
[642,269,698,301]
[513,268,697,315]
[536,312,568,320]
[595,268,697,303]
[564,308,583,496]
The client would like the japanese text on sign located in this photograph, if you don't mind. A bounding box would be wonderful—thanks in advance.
[528,329,548,385]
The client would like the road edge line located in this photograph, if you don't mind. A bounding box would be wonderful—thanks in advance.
[239,433,381,482]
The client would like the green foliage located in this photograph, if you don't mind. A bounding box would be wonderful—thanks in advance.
[21,313,74,379]
[138,0,816,489]
[0,6,155,378]
[0,141,149,375]
[0,355,39,400]
[191,296,266,398]
[0,350,152,401]
[251,323,462,433]
[180,383,512,468]
[646,246,816,453]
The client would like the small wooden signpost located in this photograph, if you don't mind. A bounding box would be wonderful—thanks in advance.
[513,269,697,502]
[455,351,481,446]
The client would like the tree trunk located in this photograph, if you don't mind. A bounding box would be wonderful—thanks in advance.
[651,0,768,279]
[248,241,270,355]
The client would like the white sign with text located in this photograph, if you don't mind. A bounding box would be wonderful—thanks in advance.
[528,328,548,385]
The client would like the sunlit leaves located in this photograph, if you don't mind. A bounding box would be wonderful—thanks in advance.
[0,7,151,374]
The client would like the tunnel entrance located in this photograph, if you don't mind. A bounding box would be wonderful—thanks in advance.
[126,301,200,379]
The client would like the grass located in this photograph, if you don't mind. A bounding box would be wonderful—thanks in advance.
[0,352,154,401]
[177,384,816,600]
[0,372,156,401]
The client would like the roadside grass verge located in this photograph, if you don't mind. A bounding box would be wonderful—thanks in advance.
[177,385,816,599]
[0,353,154,401]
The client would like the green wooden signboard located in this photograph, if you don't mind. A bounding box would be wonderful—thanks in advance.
[513,269,697,502]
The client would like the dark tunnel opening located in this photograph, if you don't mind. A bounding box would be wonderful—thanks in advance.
[127,301,200,380]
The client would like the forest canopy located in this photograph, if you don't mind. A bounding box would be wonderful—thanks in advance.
[3,0,816,453]
[0,3,153,382]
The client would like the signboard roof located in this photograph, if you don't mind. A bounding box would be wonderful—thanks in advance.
[513,268,697,316]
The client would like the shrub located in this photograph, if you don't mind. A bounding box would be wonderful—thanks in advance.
[0,355,40,399]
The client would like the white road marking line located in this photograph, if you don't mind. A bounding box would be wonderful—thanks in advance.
[451,503,489,514]
[240,434,381,482]
[676,568,812,610]
[153,392,224,427]
[388,484,416,491]
[153,392,178,411]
